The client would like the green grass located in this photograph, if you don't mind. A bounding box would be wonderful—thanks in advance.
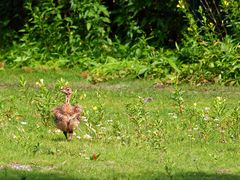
[0,69,240,179]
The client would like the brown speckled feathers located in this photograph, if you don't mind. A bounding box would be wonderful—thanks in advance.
[52,87,83,140]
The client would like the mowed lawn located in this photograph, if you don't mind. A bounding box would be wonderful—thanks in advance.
[0,69,240,179]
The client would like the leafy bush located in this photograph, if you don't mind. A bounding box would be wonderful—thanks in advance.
[177,1,240,85]
[1,0,240,85]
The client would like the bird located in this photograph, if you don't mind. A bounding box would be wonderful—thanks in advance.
[52,86,83,140]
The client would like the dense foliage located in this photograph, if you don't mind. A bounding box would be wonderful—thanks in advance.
[0,0,240,84]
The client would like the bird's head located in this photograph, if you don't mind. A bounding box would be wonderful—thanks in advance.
[61,86,72,96]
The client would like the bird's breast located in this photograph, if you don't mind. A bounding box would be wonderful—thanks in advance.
[64,104,72,114]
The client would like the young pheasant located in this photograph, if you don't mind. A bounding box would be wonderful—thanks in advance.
[52,86,83,140]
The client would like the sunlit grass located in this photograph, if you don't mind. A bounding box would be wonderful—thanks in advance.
[0,69,240,179]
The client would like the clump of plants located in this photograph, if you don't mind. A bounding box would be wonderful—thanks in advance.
[31,79,240,145]
[170,86,240,143]
[177,0,240,85]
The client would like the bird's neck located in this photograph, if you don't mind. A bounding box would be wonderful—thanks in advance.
[64,95,72,113]
[65,94,71,105]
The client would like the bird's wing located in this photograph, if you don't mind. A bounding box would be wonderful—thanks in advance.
[53,107,68,121]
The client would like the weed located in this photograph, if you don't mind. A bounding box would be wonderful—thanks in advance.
[212,96,227,119]
[125,97,148,143]
[18,75,27,90]
[229,102,240,140]
[34,79,57,126]
[82,91,108,140]
[147,118,165,149]
[33,142,41,155]
[171,85,185,114]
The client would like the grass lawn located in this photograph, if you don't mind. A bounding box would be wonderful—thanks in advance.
[0,69,240,179]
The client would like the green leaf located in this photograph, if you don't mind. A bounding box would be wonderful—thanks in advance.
[87,23,91,31]
[99,6,109,17]
[102,17,110,23]
[167,57,180,72]
[138,67,149,76]
[136,48,141,57]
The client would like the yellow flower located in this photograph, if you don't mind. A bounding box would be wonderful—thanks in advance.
[177,0,185,9]
[35,79,45,88]
[222,0,229,6]
[80,93,87,100]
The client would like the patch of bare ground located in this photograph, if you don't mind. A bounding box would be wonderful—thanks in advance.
[0,163,59,173]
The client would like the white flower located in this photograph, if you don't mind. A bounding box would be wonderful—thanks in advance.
[168,112,178,119]
[107,119,113,123]
[83,134,92,140]
[53,129,61,133]
[204,107,210,111]
[203,116,209,121]
[82,117,88,122]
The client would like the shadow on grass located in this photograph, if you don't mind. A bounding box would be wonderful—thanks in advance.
[1,169,240,180]
[0,168,75,180]
[121,171,240,180]
[174,171,240,180]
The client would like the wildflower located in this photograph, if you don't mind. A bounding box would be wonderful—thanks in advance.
[20,121,27,125]
[83,134,92,140]
[106,119,113,123]
[172,114,178,119]
[58,78,69,87]
[168,112,178,119]
[177,0,185,9]
[204,107,210,112]
[216,96,226,104]
[222,0,229,6]
[203,115,209,121]
[35,79,45,88]
[93,106,98,111]
[80,94,87,100]
[53,129,61,133]
[82,116,88,122]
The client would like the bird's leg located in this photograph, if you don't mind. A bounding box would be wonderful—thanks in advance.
[68,130,73,141]
[63,131,68,139]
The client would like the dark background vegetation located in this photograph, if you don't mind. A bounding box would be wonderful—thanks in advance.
[0,0,239,85]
